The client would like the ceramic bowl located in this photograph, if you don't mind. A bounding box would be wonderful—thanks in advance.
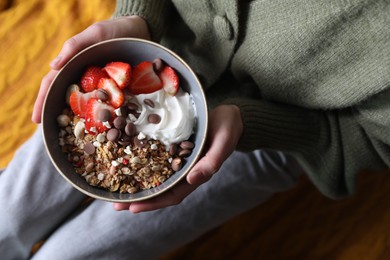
[42,38,208,202]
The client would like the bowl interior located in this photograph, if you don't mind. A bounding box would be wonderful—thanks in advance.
[42,38,208,202]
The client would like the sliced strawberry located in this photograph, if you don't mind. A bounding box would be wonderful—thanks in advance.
[129,61,163,94]
[69,90,97,118]
[159,66,179,96]
[85,98,116,134]
[98,78,124,108]
[80,66,108,92]
[103,62,132,89]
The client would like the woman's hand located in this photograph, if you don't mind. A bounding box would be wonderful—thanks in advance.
[113,104,243,213]
[32,16,151,123]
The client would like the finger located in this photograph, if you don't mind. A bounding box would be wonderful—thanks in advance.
[32,70,59,123]
[113,203,131,211]
[187,123,234,185]
[126,180,198,213]
[50,24,109,70]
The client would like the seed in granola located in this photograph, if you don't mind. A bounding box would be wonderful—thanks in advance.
[57,114,71,127]
[96,133,106,143]
[133,136,146,148]
[151,165,162,171]
[107,128,121,142]
[128,186,138,194]
[109,165,116,175]
[127,102,139,111]
[179,149,192,157]
[125,122,136,136]
[171,157,183,171]
[74,121,85,139]
[143,99,155,108]
[180,141,195,150]
[84,142,95,155]
[130,156,141,164]
[122,167,131,175]
[86,162,95,172]
[148,114,161,124]
[109,182,120,192]
[169,143,178,156]
[97,109,112,122]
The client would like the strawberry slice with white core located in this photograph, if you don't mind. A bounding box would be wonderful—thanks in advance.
[129,61,163,95]
[104,61,132,89]
[85,98,116,134]
[98,78,124,108]
[159,66,179,96]
[69,90,97,118]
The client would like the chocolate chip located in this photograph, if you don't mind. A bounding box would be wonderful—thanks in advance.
[117,106,128,116]
[84,142,95,155]
[179,149,192,157]
[113,116,126,130]
[107,128,121,142]
[171,157,182,172]
[119,133,132,145]
[121,134,132,141]
[143,99,155,108]
[133,136,146,148]
[127,102,139,111]
[125,122,137,136]
[169,143,178,156]
[96,89,109,101]
[152,58,164,73]
[148,114,161,124]
[97,108,112,122]
[180,141,195,150]
[118,134,132,146]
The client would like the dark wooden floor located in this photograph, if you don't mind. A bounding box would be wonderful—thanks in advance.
[162,170,390,260]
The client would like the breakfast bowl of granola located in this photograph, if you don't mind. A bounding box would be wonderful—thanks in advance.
[42,38,208,202]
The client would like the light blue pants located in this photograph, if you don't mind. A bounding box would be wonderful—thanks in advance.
[0,127,303,259]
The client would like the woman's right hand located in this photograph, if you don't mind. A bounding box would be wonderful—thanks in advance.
[32,16,151,123]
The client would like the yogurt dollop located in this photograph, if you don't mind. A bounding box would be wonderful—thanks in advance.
[130,89,195,146]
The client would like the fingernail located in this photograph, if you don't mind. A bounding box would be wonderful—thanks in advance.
[50,56,62,68]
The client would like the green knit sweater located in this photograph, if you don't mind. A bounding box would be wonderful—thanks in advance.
[113,0,390,199]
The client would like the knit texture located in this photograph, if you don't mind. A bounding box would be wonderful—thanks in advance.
[0,0,115,168]
[113,0,172,41]
[117,0,390,198]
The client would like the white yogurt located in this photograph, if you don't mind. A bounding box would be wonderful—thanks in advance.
[129,89,195,146]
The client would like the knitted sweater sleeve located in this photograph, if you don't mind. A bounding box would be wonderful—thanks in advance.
[113,0,173,41]
[224,92,390,199]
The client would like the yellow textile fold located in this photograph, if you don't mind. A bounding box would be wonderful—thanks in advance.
[0,0,115,167]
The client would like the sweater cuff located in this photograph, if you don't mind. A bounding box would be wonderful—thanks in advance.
[113,0,172,41]
[223,98,320,154]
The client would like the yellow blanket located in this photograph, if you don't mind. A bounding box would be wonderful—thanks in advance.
[1,1,389,259]
[0,0,115,168]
